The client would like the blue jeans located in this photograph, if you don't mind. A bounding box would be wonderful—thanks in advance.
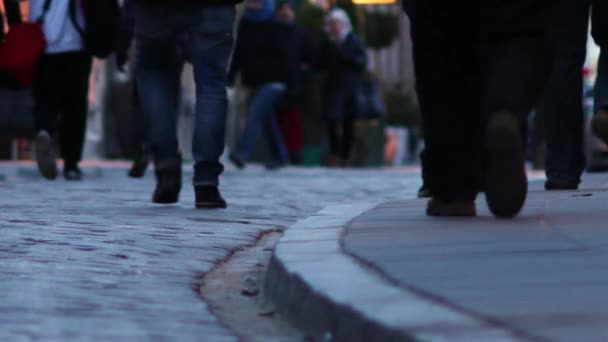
[538,0,608,184]
[134,5,235,186]
[235,83,288,162]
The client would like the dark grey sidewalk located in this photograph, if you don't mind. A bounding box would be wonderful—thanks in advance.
[267,174,608,341]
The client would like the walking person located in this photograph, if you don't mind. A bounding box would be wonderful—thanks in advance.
[318,8,367,167]
[228,0,296,170]
[403,0,554,218]
[116,0,150,178]
[134,0,239,208]
[274,0,315,165]
[117,0,188,179]
[30,0,92,181]
[537,0,608,190]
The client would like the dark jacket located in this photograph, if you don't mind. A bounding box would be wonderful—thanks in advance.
[1,0,22,88]
[274,21,315,106]
[318,32,367,120]
[228,19,297,89]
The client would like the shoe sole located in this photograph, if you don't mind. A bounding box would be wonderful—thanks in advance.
[34,133,58,180]
[426,199,476,217]
[195,201,227,209]
[485,111,527,218]
[591,113,608,146]
[153,195,179,204]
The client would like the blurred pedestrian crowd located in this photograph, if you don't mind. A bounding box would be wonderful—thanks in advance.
[1,0,608,217]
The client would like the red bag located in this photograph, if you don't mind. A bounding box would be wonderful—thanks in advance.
[0,22,47,87]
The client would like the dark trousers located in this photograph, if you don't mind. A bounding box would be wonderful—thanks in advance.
[33,52,92,167]
[327,117,354,161]
[130,80,149,158]
[537,0,608,185]
[404,0,554,201]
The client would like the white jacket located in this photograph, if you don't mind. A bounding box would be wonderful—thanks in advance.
[29,0,86,54]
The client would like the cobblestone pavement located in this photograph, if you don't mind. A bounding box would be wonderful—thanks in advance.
[0,162,420,341]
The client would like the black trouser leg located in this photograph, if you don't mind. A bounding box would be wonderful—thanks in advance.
[482,37,553,132]
[406,1,481,202]
[34,57,62,135]
[327,119,340,157]
[405,0,553,201]
[58,53,92,168]
[130,79,149,158]
[533,0,588,184]
[341,116,354,160]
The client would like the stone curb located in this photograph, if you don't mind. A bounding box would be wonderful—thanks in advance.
[264,202,525,342]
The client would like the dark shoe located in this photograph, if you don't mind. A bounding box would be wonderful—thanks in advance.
[426,198,476,217]
[64,166,83,181]
[545,180,579,191]
[229,153,245,170]
[128,156,149,178]
[34,131,58,180]
[485,111,527,218]
[591,109,608,146]
[417,184,431,198]
[153,168,182,204]
[195,186,227,209]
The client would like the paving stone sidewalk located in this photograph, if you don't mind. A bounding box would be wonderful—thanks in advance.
[0,162,420,341]
[267,174,608,342]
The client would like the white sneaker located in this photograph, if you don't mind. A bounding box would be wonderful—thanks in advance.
[34,131,58,180]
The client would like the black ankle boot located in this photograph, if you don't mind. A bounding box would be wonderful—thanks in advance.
[153,167,182,204]
[195,186,227,209]
[129,155,149,179]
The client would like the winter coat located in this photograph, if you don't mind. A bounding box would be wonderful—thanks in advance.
[228,18,297,89]
[318,32,367,120]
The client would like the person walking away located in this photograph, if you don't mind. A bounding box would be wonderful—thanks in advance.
[133,0,239,208]
[116,0,150,178]
[537,0,608,190]
[228,0,297,170]
[30,0,92,181]
[318,8,367,167]
[116,0,188,179]
[403,0,554,218]
[274,0,315,165]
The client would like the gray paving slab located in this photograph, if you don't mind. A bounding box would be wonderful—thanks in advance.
[343,174,608,342]
[0,162,419,341]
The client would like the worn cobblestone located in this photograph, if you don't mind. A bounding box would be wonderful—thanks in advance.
[0,163,419,341]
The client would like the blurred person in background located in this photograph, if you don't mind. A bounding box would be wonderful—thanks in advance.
[273,0,315,165]
[537,0,608,190]
[134,0,239,208]
[404,0,554,218]
[228,0,297,170]
[318,8,367,167]
[116,0,150,178]
[30,0,91,181]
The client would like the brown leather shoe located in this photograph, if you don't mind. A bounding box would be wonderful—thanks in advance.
[426,198,476,217]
